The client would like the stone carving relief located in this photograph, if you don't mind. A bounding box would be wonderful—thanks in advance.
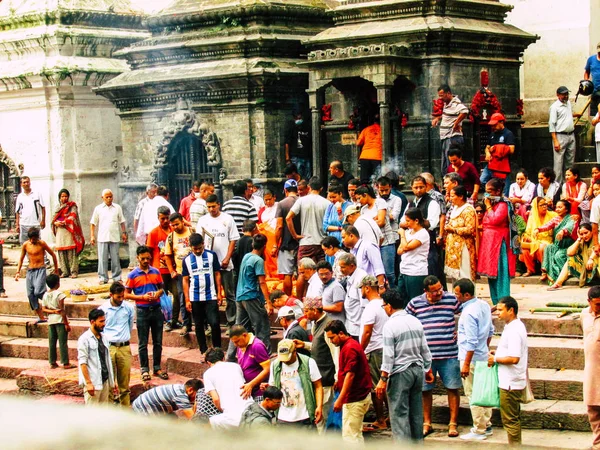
[0,145,22,177]
[258,158,275,176]
[153,98,222,182]
[307,43,412,62]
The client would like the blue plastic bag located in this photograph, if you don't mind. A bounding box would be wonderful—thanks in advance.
[471,361,500,408]
[325,391,342,431]
[160,292,173,322]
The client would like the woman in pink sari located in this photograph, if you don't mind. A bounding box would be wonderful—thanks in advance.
[561,166,586,218]
[52,189,85,278]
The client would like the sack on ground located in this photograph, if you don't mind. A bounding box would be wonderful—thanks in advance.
[471,361,500,408]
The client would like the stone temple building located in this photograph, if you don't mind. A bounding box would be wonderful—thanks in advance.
[0,0,536,255]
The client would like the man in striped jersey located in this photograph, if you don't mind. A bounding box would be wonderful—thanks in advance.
[223,180,259,234]
[182,233,222,355]
[132,378,218,419]
[405,275,462,438]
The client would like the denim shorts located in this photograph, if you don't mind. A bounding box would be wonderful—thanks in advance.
[422,358,462,391]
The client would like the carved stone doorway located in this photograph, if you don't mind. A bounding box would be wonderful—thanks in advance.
[166,132,213,209]
[0,146,21,230]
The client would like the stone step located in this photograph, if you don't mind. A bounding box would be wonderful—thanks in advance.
[0,337,194,370]
[494,313,582,337]
[0,378,19,396]
[490,335,584,371]
[368,424,592,449]
[433,368,583,402]
[36,394,85,405]
[16,365,189,402]
[432,396,590,432]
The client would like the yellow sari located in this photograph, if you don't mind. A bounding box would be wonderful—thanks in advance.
[523,197,557,255]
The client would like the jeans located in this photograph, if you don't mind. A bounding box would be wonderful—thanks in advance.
[481,166,510,196]
[48,323,69,365]
[174,276,191,328]
[380,244,396,286]
[291,156,312,180]
[136,305,164,373]
[441,135,464,175]
[359,159,382,184]
[387,364,424,442]
[221,270,237,327]
[397,275,427,306]
[97,242,122,282]
[191,301,221,353]
[236,299,271,353]
[0,243,5,294]
[110,345,132,406]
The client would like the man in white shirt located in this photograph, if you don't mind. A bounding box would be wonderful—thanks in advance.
[489,296,528,446]
[343,205,382,246]
[136,186,175,245]
[196,194,240,327]
[15,176,46,244]
[299,257,321,299]
[133,183,157,237]
[90,189,127,284]
[359,275,389,430]
[203,347,254,429]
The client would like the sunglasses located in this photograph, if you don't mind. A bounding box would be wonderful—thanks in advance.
[475,209,484,214]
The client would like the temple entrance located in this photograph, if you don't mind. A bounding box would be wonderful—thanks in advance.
[165,133,213,209]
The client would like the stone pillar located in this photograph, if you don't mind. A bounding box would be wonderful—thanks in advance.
[377,85,392,167]
[308,88,322,181]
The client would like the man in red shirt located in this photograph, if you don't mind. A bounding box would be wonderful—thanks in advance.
[178,181,201,222]
[326,320,373,443]
[447,148,481,201]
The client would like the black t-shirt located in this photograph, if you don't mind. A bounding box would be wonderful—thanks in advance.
[233,235,254,271]
[276,196,300,251]
[97,337,109,383]
[285,121,312,159]
[489,127,515,147]
[329,171,355,199]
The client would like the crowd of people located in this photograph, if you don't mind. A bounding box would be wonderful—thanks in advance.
[8,78,600,448]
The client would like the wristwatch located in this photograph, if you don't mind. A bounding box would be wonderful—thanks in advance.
[380,375,388,382]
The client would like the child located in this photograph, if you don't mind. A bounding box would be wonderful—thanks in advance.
[15,227,59,322]
[41,273,73,369]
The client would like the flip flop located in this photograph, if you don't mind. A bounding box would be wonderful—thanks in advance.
[141,372,151,382]
[423,423,435,437]
[547,285,562,291]
[154,370,169,380]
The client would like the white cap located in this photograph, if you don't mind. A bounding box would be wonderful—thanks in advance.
[277,306,296,320]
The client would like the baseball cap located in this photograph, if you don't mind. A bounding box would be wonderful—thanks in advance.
[277,339,296,362]
[343,205,361,222]
[487,113,505,125]
[284,179,298,190]
[556,86,570,94]
[277,306,296,320]
[359,275,379,288]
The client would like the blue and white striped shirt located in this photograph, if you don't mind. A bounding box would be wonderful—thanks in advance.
[181,250,221,302]
[132,384,191,414]
[381,310,432,376]
[406,293,462,360]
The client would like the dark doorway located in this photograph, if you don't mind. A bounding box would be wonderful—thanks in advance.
[0,163,18,230]
[166,133,213,209]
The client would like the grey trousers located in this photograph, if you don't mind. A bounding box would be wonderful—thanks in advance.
[387,364,424,442]
[221,270,236,327]
[553,133,576,184]
[236,299,271,353]
[97,242,122,282]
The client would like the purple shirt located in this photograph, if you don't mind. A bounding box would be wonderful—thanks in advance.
[236,335,270,397]
[351,239,385,277]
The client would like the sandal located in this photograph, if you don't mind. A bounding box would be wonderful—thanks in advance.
[423,423,434,437]
[448,422,459,438]
[522,272,532,277]
[547,284,562,291]
[154,370,169,380]
[141,372,151,382]
[540,273,548,282]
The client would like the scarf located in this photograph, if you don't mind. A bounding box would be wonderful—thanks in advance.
[52,201,85,255]
[524,197,557,255]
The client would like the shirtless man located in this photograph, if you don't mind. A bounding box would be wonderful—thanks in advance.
[15,227,59,322]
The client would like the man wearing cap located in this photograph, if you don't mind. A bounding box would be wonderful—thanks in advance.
[274,179,300,297]
[294,297,339,433]
[359,275,389,431]
[549,86,581,183]
[268,339,324,427]
[584,42,600,117]
[326,320,373,443]
[431,84,469,175]
[278,305,309,343]
[343,204,382,246]
[481,113,515,193]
